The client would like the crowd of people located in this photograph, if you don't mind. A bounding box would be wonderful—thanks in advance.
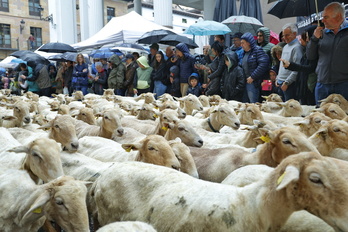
[0,2,346,106]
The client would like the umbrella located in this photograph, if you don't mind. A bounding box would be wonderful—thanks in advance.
[116,43,146,50]
[0,56,26,69]
[159,34,198,49]
[38,42,77,53]
[89,48,115,59]
[108,48,126,57]
[185,20,231,36]
[48,53,65,62]
[63,52,91,64]
[10,50,50,68]
[268,0,348,19]
[137,29,177,44]
[221,15,264,35]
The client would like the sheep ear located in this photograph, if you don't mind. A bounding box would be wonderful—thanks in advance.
[276,166,300,190]
[38,121,53,130]
[276,102,286,107]
[8,146,29,153]
[122,143,141,152]
[2,115,17,120]
[21,190,51,226]
[293,119,310,127]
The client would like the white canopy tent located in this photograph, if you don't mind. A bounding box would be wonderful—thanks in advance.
[71,11,175,50]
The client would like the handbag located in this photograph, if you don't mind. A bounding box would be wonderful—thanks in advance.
[262,80,272,91]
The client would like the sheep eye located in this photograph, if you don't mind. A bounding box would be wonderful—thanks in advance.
[56,200,64,205]
[314,118,321,123]
[148,147,155,151]
[333,127,340,132]
[82,113,86,116]
[220,110,225,113]
[247,109,252,112]
[282,138,292,145]
[104,116,109,119]
[54,125,59,129]
[32,152,40,158]
[309,173,323,185]
[164,117,167,120]
[178,126,185,131]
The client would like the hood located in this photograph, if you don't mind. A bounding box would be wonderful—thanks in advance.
[224,51,238,71]
[109,54,122,66]
[256,27,271,44]
[175,43,191,57]
[137,56,150,68]
[241,32,257,49]
[188,72,199,81]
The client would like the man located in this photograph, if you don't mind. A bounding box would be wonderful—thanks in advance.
[276,23,303,101]
[307,2,348,104]
[256,27,275,66]
[214,35,230,53]
[108,54,126,96]
[148,43,159,68]
[123,54,137,96]
[230,32,244,65]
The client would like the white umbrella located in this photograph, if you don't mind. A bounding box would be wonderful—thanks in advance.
[221,15,263,36]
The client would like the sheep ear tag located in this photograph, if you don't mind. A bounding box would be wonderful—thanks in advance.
[32,207,42,214]
[161,126,168,131]
[153,114,158,118]
[125,146,132,152]
[277,172,286,185]
[260,135,271,143]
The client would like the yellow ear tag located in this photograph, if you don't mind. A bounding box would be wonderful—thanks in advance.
[154,106,159,109]
[32,207,42,214]
[277,172,286,185]
[299,124,303,128]
[153,114,158,118]
[125,146,132,152]
[260,135,271,143]
[235,111,239,115]
[161,126,168,131]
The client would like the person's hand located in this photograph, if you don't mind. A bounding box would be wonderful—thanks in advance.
[21,75,26,80]
[94,76,99,81]
[281,83,288,91]
[246,76,253,84]
[82,68,87,72]
[280,59,290,68]
[313,26,324,39]
[171,57,177,63]
[170,77,174,83]
[202,84,207,88]
[133,89,138,95]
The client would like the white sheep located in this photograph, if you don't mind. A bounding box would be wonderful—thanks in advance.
[89,152,348,231]
[96,221,157,232]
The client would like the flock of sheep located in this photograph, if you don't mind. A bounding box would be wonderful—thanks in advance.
[0,88,348,232]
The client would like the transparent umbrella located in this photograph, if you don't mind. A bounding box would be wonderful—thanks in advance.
[185,20,231,36]
[221,15,263,36]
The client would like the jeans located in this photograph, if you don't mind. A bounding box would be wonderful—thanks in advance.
[115,89,126,96]
[277,81,296,102]
[315,81,348,106]
[153,80,167,99]
[75,86,88,95]
[245,83,260,103]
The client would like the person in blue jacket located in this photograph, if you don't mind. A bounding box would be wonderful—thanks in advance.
[72,53,89,95]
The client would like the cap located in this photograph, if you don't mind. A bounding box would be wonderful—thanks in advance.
[150,43,159,50]
[232,32,243,39]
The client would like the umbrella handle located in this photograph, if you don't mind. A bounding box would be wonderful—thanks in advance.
[314,0,319,25]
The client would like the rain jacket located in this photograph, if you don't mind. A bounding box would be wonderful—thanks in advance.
[72,62,89,88]
[133,56,153,90]
[240,32,270,87]
[167,65,181,97]
[256,27,275,65]
[175,43,198,84]
[221,51,245,101]
[307,20,348,84]
[108,55,126,90]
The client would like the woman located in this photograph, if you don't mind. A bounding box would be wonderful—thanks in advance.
[151,51,167,99]
[204,41,225,96]
[72,53,89,95]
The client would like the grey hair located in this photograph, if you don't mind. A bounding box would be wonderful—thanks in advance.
[95,62,103,68]
[325,2,345,19]
[282,23,298,34]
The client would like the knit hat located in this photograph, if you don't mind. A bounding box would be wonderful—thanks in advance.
[270,66,278,75]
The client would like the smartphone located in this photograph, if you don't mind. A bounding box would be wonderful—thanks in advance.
[318,21,324,28]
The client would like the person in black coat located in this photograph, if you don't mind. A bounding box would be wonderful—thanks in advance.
[221,51,245,101]
[167,65,181,97]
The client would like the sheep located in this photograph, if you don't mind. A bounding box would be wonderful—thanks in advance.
[293,112,332,137]
[134,92,156,104]
[221,165,335,232]
[0,172,89,232]
[157,93,174,102]
[1,137,64,184]
[314,102,347,120]
[77,135,181,171]
[57,104,70,115]
[89,152,348,232]
[198,95,210,107]
[164,120,204,147]
[309,119,348,158]
[136,103,157,121]
[277,99,304,117]
[74,108,124,139]
[190,127,318,182]
[51,93,67,104]
[176,94,203,115]
[72,107,97,125]
[320,93,348,114]
[236,103,264,125]
[72,90,84,101]
[262,93,283,102]
[96,221,157,232]
[0,115,17,127]
[0,100,31,127]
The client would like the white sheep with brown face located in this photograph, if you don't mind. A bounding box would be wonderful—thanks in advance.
[0,100,31,127]
[294,112,332,137]
[236,103,264,125]
[314,103,347,120]
[89,152,348,232]
[0,172,89,232]
[320,93,348,114]
[175,94,203,115]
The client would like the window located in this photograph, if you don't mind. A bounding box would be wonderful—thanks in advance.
[29,0,40,16]
[0,24,11,48]
[182,18,187,23]
[0,0,9,12]
[30,27,42,49]
[107,7,115,22]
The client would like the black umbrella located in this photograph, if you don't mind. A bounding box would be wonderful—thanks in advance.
[268,0,348,19]
[48,53,65,62]
[137,29,177,44]
[38,42,77,53]
[10,50,50,68]
[159,34,198,49]
[116,43,146,50]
